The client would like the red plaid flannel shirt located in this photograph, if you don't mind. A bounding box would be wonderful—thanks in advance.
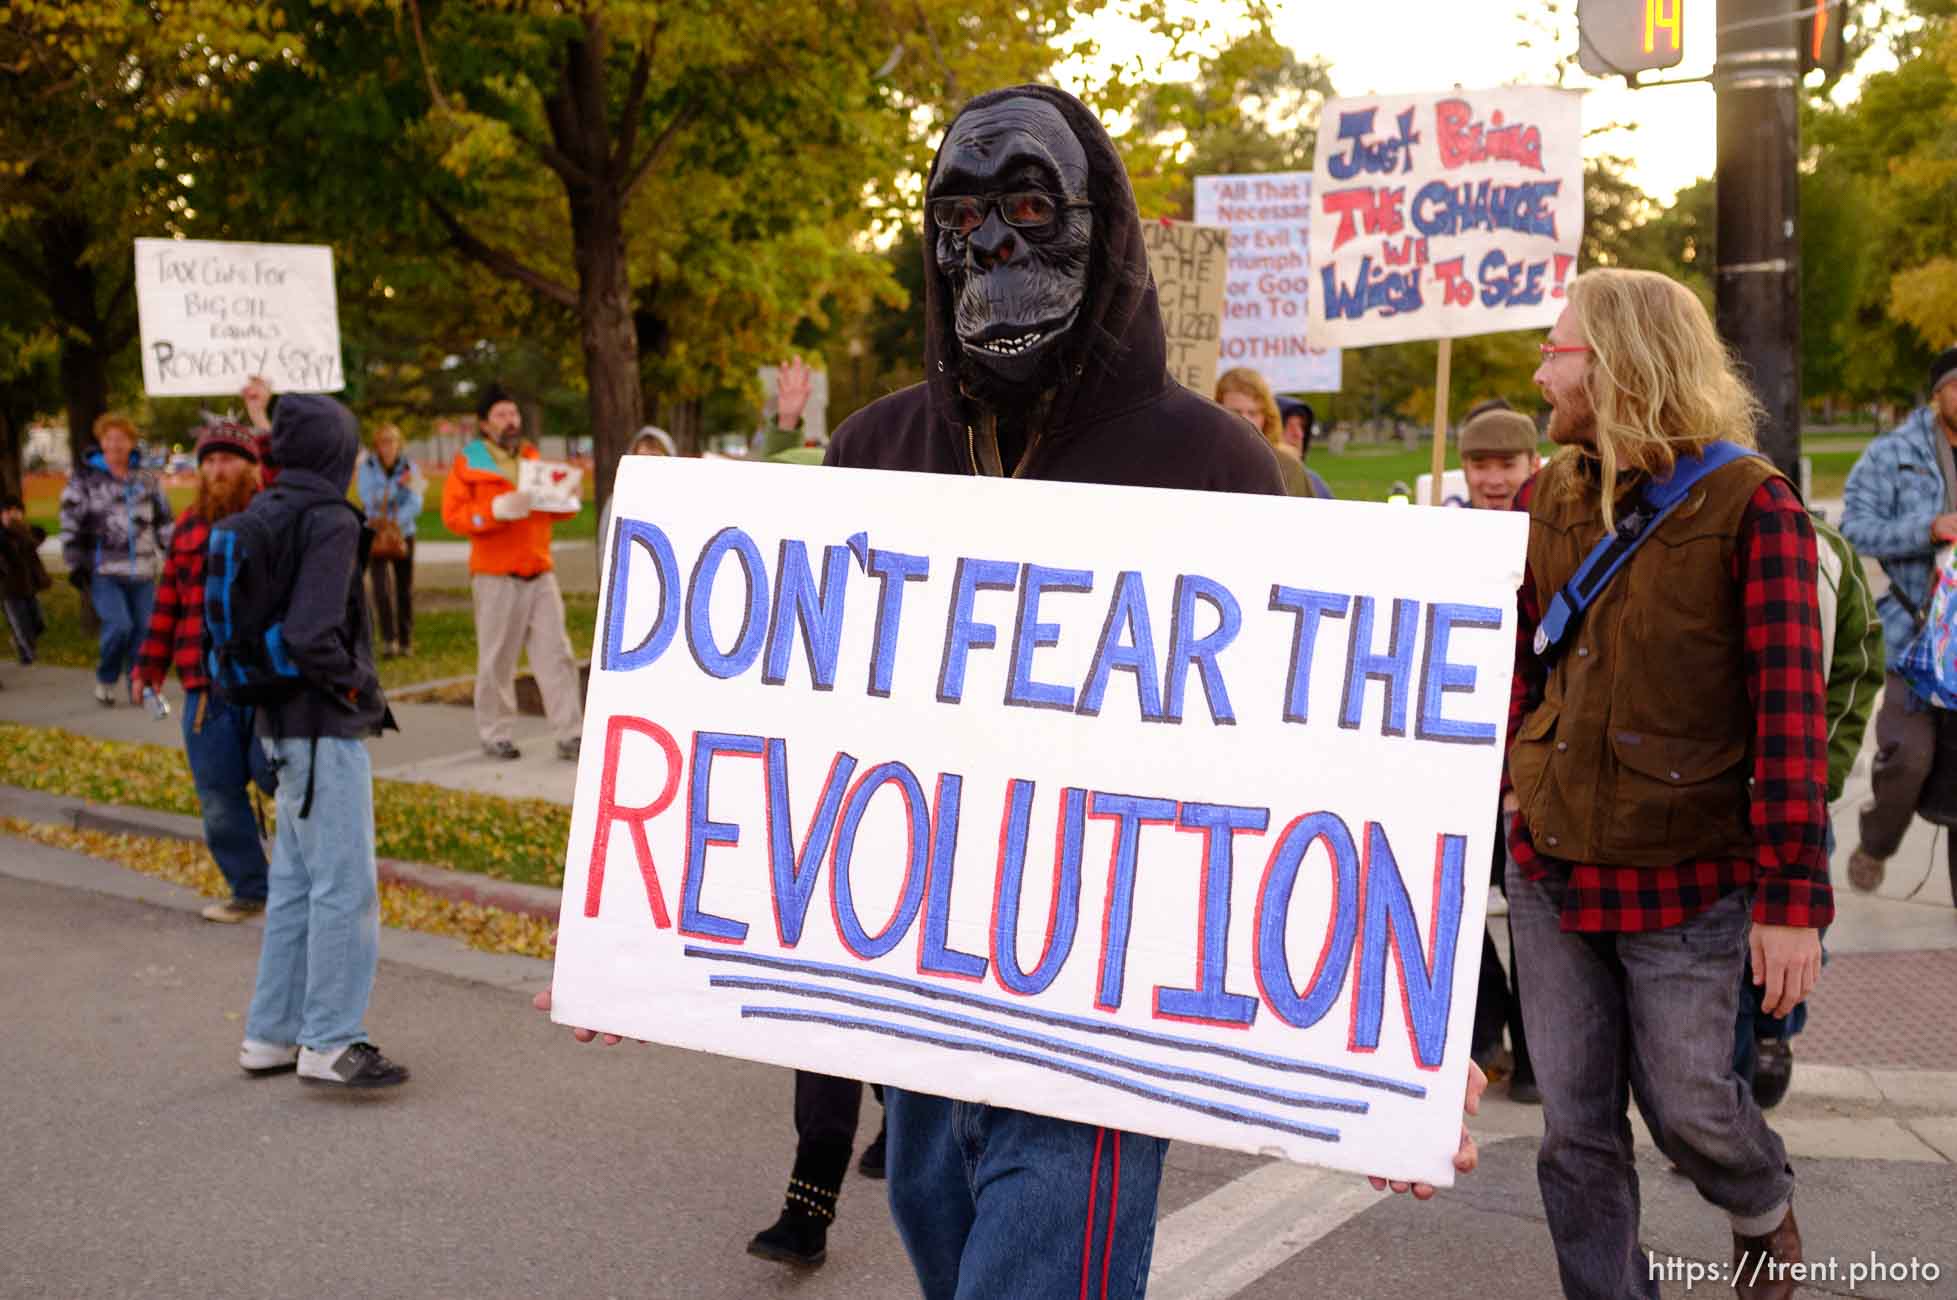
[1507,474,1834,933]
[134,509,211,693]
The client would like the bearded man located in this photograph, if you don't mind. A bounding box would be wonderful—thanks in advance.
[1509,269,1828,1299]
[133,420,280,923]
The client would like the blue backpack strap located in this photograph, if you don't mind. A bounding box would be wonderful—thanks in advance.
[1533,441,1761,661]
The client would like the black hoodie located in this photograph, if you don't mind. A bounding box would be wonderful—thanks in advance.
[827,84,1285,497]
[255,394,392,740]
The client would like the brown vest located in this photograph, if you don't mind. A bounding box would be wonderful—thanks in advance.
[1508,451,1781,866]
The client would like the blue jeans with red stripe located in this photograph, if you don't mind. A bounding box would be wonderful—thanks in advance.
[885,1089,1167,1300]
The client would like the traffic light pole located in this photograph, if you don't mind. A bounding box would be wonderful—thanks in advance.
[1714,0,1803,479]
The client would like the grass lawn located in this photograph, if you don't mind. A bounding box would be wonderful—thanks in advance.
[1312,434,1871,503]
[0,720,571,889]
[26,581,598,690]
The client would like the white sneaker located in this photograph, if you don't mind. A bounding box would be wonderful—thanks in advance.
[92,682,115,707]
[239,1038,299,1076]
[298,1041,410,1089]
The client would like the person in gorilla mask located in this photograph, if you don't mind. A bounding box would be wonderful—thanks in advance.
[821,84,1482,1297]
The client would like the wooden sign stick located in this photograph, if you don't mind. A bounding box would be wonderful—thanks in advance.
[1429,338,1452,507]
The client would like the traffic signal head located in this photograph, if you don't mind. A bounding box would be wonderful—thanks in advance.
[1578,0,1686,78]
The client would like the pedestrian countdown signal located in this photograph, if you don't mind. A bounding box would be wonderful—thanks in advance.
[1578,0,1685,78]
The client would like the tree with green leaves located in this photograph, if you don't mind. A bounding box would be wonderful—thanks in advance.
[0,2,297,466]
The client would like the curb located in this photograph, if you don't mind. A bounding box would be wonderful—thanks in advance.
[0,782,563,922]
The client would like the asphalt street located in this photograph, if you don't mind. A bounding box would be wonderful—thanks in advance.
[3,838,1953,1300]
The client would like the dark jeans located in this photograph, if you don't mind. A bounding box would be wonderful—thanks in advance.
[367,538,414,648]
[793,1069,884,1152]
[1508,863,1794,1300]
[885,1089,1166,1300]
[90,575,154,685]
[182,689,274,903]
[3,595,44,661]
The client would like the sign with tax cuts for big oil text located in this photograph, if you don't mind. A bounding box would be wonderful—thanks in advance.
[134,238,344,397]
[1307,86,1584,348]
[550,457,1527,1185]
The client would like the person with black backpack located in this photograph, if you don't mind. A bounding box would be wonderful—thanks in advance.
[219,393,410,1090]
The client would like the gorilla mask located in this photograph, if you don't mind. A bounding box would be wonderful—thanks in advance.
[929,96,1093,395]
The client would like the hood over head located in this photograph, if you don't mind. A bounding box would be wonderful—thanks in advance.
[269,394,360,493]
[922,84,1165,444]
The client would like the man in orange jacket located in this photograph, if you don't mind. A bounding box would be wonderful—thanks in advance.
[441,384,584,761]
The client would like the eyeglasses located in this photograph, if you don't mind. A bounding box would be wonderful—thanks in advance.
[929,191,1092,237]
[1538,342,1591,360]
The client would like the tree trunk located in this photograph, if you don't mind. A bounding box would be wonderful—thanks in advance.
[573,189,643,522]
[39,214,112,466]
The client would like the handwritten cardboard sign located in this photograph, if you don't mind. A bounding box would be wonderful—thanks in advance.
[134,238,343,396]
[518,458,583,513]
[1307,87,1584,348]
[1142,220,1229,395]
[1193,171,1343,394]
[551,458,1525,1185]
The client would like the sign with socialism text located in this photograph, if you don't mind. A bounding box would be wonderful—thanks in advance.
[1307,87,1584,348]
[135,238,343,397]
[551,457,1526,1185]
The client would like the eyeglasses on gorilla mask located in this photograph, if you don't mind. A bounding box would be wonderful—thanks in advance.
[929,191,1092,237]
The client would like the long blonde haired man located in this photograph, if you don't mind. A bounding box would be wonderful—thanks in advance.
[1508,269,1827,1299]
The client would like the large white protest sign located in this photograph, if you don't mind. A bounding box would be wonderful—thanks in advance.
[552,458,1526,1185]
[134,238,343,396]
[1193,171,1343,394]
[1307,87,1584,349]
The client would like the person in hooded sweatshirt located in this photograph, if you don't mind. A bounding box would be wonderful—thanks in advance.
[234,394,409,1090]
[537,85,1484,1296]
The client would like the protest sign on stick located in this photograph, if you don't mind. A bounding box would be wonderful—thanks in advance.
[552,457,1526,1185]
[1193,172,1342,393]
[134,238,344,397]
[1141,220,1229,395]
[1305,87,1582,502]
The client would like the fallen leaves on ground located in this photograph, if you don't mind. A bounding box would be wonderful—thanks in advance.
[1,818,557,960]
[0,722,571,888]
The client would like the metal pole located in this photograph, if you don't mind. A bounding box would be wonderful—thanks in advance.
[1714,0,1802,478]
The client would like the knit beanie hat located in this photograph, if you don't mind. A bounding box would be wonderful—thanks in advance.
[194,420,261,465]
[477,382,515,419]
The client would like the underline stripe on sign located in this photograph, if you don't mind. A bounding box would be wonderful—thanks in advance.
[683,945,1425,1099]
[711,976,1370,1115]
[737,1005,1343,1143]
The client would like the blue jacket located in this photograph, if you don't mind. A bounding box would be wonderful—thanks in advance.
[356,453,424,536]
[58,451,173,582]
[1840,405,1946,669]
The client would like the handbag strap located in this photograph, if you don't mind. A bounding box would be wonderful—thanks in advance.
[1533,441,1760,662]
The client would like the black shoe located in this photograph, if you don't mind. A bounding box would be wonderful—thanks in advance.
[1508,1073,1541,1105]
[1752,1039,1793,1110]
[481,740,522,761]
[857,1126,887,1180]
[556,737,581,761]
[298,1041,410,1089]
[748,1141,849,1268]
[747,1209,829,1267]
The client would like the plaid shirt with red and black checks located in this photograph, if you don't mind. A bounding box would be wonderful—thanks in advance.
[1507,474,1835,933]
[134,509,211,694]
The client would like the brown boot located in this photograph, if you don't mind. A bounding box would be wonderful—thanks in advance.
[1732,1207,1802,1299]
